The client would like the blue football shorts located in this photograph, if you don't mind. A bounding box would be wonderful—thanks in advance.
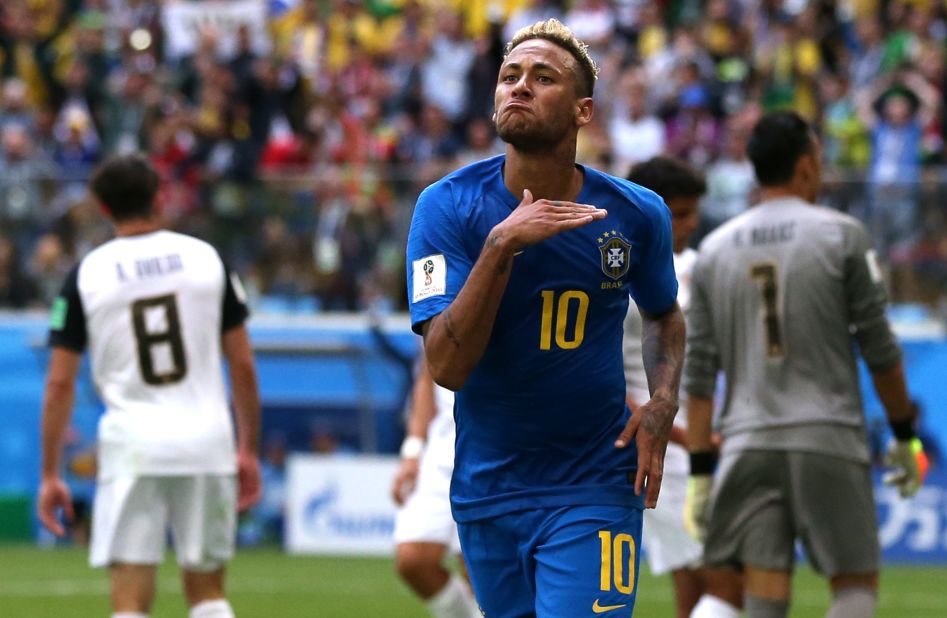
[458,504,643,618]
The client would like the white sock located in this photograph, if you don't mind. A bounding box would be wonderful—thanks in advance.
[691,594,741,618]
[189,599,235,618]
[112,613,148,618]
[827,587,876,618]
[426,574,481,618]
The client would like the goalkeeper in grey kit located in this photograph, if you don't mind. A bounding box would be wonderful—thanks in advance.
[682,111,926,618]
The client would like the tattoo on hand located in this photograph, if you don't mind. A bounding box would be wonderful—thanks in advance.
[443,309,461,347]
[641,402,675,439]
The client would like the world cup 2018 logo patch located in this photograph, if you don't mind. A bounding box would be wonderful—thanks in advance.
[423,259,434,285]
[412,254,446,303]
[598,231,632,280]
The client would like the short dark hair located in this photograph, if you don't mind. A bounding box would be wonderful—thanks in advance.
[746,111,815,186]
[89,154,160,222]
[627,156,706,201]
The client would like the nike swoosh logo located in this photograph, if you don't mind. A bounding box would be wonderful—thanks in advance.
[592,599,628,613]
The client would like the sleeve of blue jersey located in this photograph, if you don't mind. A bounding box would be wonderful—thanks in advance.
[625,191,678,314]
[405,182,474,335]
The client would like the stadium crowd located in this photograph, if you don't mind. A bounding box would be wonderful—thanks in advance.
[1,0,946,313]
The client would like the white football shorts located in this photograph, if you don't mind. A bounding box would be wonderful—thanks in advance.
[90,474,237,571]
[393,437,460,552]
[643,470,703,575]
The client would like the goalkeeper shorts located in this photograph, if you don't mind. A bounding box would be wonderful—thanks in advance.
[703,450,878,577]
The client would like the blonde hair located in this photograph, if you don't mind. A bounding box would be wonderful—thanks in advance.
[505,18,600,98]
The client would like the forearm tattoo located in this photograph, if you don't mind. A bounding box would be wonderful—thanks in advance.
[442,308,461,347]
[641,308,686,417]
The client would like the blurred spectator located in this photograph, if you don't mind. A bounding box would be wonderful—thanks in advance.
[0,235,37,308]
[465,19,505,124]
[850,16,886,92]
[665,83,722,167]
[53,107,101,182]
[455,116,502,169]
[857,68,940,256]
[309,423,356,456]
[0,0,944,312]
[28,233,72,306]
[754,9,822,118]
[420,9,475,124]
[0,78,35,134]
[699,116,757,241]
[609,67,666,177]
[0,124,57,240]
[397,103,463,169]
[505,0,565,43]
[101,67,155,155]
[565,0,615,54]
[819,73,870,169]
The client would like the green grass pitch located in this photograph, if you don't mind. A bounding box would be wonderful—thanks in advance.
[2,545,945,617]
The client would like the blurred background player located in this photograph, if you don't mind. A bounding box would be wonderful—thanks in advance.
[683,111,924,618]
[390,352,479,618]
[406,19,685,616]
[623,155,742,618]
[37,154,262,618]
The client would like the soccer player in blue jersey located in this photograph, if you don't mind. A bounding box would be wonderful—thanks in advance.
[405,19,686,617]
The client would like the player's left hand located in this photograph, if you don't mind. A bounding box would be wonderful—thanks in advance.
[883,438,928,498]
[37,476,74,537]
[237,451,262,512]
[615,394,677,508]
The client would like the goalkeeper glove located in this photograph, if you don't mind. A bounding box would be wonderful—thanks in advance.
[684,474,712,542]
[883,437,928,498]
[684,450,717,542]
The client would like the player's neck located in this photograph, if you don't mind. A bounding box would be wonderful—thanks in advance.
[113,217,162,238]
[757,185,813,204]
[503,144,583,202]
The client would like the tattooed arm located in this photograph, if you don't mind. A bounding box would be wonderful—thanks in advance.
[422,231,516,391]
[423,190,607,390]
[614,302,686,508]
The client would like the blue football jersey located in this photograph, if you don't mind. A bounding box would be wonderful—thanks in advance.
[406,155,678,522]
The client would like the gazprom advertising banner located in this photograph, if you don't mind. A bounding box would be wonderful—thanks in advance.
[285,455,398,556]
[876,467,947,563]
[284,454,947,562]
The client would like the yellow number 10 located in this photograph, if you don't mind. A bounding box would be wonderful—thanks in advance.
[599,530,636,594]
[539,290,589,350]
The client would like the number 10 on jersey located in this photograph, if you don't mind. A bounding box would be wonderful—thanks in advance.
[599,530,636,594]
[539,290,589,350]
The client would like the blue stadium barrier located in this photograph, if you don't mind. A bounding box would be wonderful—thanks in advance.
[2,311,946,561]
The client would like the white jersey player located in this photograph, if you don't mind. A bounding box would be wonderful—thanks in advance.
[623,156,736,618]
[391,353,480,618]
[38,154,261,618]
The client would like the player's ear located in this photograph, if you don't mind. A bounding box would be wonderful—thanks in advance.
[575,97,594,128]
[795,152,815,183]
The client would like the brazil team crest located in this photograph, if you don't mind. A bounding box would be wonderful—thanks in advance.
[598,232,632,280]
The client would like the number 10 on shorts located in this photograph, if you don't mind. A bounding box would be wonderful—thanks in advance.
[598,530,636,594]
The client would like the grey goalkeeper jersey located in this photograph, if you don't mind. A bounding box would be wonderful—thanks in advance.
[684,197,902,463]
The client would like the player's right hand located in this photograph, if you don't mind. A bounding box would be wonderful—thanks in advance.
[883,438,928,498]
[237,451,263,512]
[37,476,74,537]
[684,474,712,542]
[391,457,420,506]
[490,189,607,251]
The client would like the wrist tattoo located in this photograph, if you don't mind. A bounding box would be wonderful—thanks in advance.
[486,233,513,273]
